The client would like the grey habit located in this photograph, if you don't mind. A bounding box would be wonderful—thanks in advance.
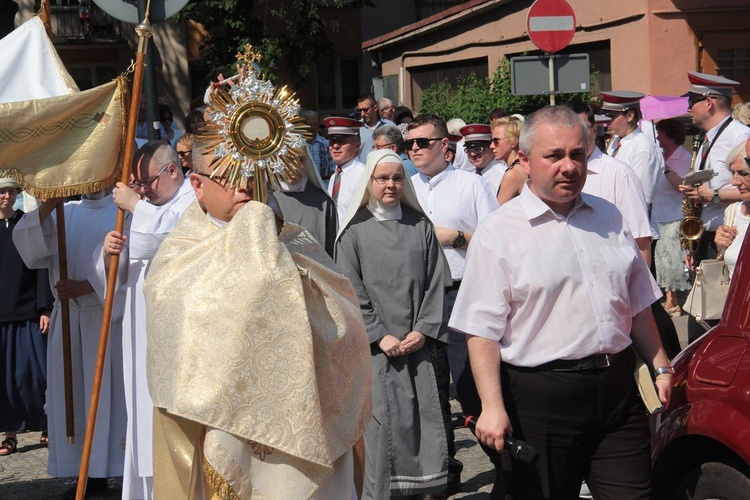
[272,183,338,257]
[336,205,449,498]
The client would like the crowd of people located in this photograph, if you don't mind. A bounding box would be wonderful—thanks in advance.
[1,67,750,500]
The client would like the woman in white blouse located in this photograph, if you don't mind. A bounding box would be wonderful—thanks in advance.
[714,141,750,277]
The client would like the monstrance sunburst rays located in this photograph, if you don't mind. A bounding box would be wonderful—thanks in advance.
[200,48,311,203]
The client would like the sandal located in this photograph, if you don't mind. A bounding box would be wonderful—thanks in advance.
[0,437,18,456]
[40,431,49,445]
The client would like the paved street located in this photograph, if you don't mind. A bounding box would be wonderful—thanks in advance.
[0,312,688,499]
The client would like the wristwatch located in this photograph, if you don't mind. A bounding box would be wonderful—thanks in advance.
[654,366,675,377]
[712,189,721,205]
[452,230,466,248]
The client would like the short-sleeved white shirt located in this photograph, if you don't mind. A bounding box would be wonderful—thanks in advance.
[607,128,665,206]
[411,164,499,281]
[583,147,652,239]
[697,117,750,231]
[479,159,506,196]
[651,146,691,224]
[328,157,366,225]
[448,185,661,367]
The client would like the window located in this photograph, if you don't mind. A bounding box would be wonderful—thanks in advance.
[410,57,488,110]
[316,57,360,113]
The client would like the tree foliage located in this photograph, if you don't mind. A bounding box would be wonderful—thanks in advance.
[179,0,352,92]
[419,58,592,122]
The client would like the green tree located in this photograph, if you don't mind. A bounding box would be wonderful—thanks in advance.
[419,58,592,122]
[179,0,358,93]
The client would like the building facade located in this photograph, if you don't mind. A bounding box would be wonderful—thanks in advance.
[362,0,750,112]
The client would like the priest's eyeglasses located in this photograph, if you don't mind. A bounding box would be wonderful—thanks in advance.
[372,174,405,185]
[130,163,170,189]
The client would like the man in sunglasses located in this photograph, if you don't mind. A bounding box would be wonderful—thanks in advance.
[357,93,395,164]
[407,114,499,494]
[460,123,504,196]
[324,116,367,225]
[97,141,196,499]
[678,72,749,342]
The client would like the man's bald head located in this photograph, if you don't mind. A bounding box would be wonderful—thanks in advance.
[132,141,184,206]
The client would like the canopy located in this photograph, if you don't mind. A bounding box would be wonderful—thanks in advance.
[640,95,689,121]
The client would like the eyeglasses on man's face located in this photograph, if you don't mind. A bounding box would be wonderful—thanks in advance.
[130,163,170,189]
[358,103,376,114]
[373,142,395,151]
[329,135,356,146]
[404,137,442,150]
[464,144,488,155]
[688,94,712,110]
[372,174,405,185]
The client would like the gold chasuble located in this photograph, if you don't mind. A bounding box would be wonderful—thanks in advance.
[144,201,371,499]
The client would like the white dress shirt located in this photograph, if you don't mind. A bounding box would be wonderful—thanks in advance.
[607,128,665,206]
[697,117,750,231]
[479,159,506,196]
[411,164,499,281]
[584,147,651,239]
[327,157,366,225]
[651,146,691,224]
[448,185,661,367]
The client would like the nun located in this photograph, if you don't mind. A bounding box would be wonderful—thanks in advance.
[335,149,449,498]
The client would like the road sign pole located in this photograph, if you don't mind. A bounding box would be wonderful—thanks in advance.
[548,56,555,106]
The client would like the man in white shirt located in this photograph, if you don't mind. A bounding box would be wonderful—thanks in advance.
[97,141,196,500]
[324,116,367,225]
[450,106,672,500]
[678,72,750,341]
[460,123,505,196]
[407,113,499,493]
[357,93,396,164]
[603,91,665,208]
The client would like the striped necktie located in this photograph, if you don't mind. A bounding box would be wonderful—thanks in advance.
[611,137,621,158]
[331,166,343,202]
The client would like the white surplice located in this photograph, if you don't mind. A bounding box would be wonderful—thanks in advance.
[93,178,195,499]
[13,196,127,478]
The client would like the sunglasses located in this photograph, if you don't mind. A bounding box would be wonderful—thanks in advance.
[328,135,356,145]
[358,103,376,114]
[464,144,488,154]
[688,94,711,110]
[404,137,443,150]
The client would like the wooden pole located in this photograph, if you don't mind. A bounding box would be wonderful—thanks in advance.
[38,0,76,445]
[55,204,75,444]
[75,16,153,500]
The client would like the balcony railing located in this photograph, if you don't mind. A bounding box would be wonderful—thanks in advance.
[37,1,131,44]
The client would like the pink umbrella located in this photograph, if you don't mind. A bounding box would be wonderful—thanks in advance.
[640,95,689,120]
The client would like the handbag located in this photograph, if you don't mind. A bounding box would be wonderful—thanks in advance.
[684,202,739,326]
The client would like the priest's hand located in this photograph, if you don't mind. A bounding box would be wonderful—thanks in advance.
[55,279,94,300]
[103,231,127,256]
[378,334,404,357]
[39,197,65,222]
[113,182,140,213]
[401,331,426,354]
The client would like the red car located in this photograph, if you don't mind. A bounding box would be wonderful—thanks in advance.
[651,231,750,500]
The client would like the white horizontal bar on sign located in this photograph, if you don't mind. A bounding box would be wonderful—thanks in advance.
[529,16,574,32]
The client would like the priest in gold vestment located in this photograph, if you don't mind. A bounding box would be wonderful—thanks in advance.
[142,137,372,499]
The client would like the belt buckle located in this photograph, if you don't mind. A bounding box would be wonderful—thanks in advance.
[602,354,612,368]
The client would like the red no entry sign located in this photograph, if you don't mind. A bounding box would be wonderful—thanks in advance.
[526,0,576,53]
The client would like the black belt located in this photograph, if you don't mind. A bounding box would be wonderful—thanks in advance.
[534,350,628,372]
[446,280,461,292]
